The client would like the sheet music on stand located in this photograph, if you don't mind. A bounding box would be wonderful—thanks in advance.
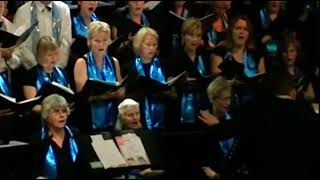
[90,133,151,170]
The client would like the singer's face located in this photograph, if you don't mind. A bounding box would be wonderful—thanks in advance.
[122,106,142,130]
[232,19,249,46]
[39,49,60,69]
[283,43,298,66]
[183,28,202,51]
[212,89,232,114]
[140,34,158,61]
[47,107,68,129]
[79,1,98,15]
[90,31,109,55]
[128,1,144,16]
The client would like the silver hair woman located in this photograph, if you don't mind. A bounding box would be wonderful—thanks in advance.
[115,98,141,130]
[41,94,70,125]
[36,94,84,179]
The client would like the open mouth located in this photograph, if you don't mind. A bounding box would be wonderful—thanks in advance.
[88,7,94,11]
[58,120,66,123]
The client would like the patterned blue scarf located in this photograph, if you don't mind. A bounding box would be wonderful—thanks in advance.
[41,126,78,179]
[219,112,235,158]
[135,57,165,129]
[73,13,98,38]
[86,51,117,129]
[181,55,208,123]
[260,8,271,29]
[0,72,10,96]
[35,66,68,92]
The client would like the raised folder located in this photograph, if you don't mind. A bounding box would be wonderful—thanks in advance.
[81,76,127,96]
[0,94,41,111]
[0,21,38,48]
[137,71,187,91]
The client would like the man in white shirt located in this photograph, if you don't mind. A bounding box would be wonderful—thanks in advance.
[9,1,72,70]
[0,1,16,72]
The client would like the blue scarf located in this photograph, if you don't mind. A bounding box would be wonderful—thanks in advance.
[86,51,117,129]
[224,49,257,78]
[219,113,235,158]
[181,55,207,123]
[135,57,165,129]
[0,72,10,96]
[260,8,271,29]
[73,13,98,38]
[41,126,78,179]
[31,2,61,54]
[35,66,68,92]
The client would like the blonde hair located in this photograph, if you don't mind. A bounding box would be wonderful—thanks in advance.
[132,27,159,55]
[87,21,111,47]
[36,36,59,59]
[207,76,232,102]
[181,17,202,36]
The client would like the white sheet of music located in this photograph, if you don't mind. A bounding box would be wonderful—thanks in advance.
[91,140,127,169]
[115,133,151,166]
[90,134,104,142]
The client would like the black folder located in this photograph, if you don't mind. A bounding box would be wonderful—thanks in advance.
[137,71,186,92]
[81,76,127,97]
[37,82,75,102]
[0,21,38,48]
[0,94,41,111]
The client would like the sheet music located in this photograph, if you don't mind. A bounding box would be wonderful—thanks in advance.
[144,1,161,10]
[166,71,186,86]
[92,140,127,169]
[0,93,16,103]
[17,96,41,104]
[90,134,105,142]
[115,133,151,166]
[52,81,75,95]
[0,141,28,148]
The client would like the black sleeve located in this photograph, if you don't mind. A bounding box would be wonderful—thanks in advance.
[23,67,37,87]
[110,8,125,28]
[29,133,50,178]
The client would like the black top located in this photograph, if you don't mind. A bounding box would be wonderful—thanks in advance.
[23,64,69,88]
[168,48,212,93]
[30,127,91,178]
[213,46,262,80]
[110,7,148,38]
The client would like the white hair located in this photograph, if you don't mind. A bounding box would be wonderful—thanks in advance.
[115,98,139,130]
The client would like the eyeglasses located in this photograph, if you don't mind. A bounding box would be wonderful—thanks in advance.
[51,108,68,114]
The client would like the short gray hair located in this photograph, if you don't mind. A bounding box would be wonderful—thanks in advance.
[207,76,232,102]
[41,94,70,122]
[115,98,139,130]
